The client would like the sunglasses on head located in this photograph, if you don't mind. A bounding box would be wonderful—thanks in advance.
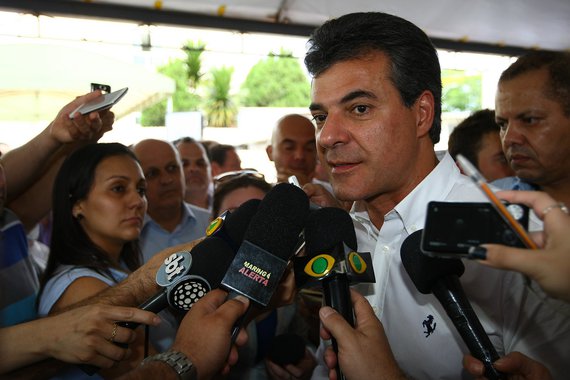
[213,169,265,188]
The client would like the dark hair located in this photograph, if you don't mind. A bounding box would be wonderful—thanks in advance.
[500,51,570,117]
[210,144,236,166]
[212,175,272,218]
[448,109,499,168]
[305,12,442,143]
[40,143,142,296]
[174,136,211,161]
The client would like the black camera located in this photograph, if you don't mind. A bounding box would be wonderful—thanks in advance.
[421,201,529,258]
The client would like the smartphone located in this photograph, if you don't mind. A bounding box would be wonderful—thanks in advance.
[70,87,128,119]
[421,201,529,258]
[288,175,301,188]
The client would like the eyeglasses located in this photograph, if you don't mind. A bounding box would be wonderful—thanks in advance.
[213,169,265,189]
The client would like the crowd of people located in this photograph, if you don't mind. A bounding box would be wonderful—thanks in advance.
[1,10,569,380]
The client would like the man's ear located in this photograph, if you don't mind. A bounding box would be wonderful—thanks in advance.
[266,145,274,162]
[415,90,435,138]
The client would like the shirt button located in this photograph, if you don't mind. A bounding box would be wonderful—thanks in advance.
[383,245,390,252]
[410,225,418,232]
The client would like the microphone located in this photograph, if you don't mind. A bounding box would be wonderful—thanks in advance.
[81,201,259,375]
[206,198,261,252]
[80,237,235,375]
[294,207,375,380]
[221,183,310,337]
[137,198,261,317]
[400,230,505,380]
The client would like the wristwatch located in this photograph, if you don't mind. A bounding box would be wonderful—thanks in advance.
[141,350,197,380]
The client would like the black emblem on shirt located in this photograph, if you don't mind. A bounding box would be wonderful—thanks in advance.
[422,314,436,337]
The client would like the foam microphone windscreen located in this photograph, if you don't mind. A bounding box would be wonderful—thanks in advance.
[304,207,357,255]
[244,183,310,261]
[400,230,465,294]
[223,198,261,248]
[221,183,309,307]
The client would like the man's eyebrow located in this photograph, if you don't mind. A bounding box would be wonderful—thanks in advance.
[309,103,323,111]
[340,90,378,104]
[309,90,378,111]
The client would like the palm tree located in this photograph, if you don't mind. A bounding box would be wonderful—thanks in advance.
[203,66,237,127]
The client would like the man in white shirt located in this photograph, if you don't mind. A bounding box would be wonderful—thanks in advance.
[303,11,569,380]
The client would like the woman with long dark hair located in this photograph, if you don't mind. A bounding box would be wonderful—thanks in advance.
[38,143,171,379]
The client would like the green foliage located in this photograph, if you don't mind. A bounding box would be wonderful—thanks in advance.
[182,40,206,88]
[442,69,482,112]
[140,43,205,126]
[240,49,310,107]
[140,99,167,126]
[203,66,237,127]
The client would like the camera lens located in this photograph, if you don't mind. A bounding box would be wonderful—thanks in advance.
[502,229,518,245]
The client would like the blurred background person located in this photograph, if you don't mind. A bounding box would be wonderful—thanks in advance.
[212,169,270,218]
[210,143,243,177]
[174,137,213,211]
[448,109,514,181]
[132,139,210,263]
[266,114,317,186]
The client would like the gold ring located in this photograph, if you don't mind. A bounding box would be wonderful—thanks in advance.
[542,202,569,218]
[108,322,118,343]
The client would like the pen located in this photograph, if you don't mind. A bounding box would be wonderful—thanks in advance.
[456,154,537,249]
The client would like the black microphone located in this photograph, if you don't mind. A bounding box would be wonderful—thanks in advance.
[221,183,310,337]
[80,237,235,375]
[295,207,375,380]
[81,201,259,375]
[401,230,505,380]
[205,198,261,252]
[135,198,261,317]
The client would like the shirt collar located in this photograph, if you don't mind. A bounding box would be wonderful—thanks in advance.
[352,153,460,234]
[142,202,196,229]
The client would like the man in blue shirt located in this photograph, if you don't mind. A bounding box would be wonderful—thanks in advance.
[132,139,211,263]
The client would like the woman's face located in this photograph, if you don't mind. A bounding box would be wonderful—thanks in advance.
[73,155,147,255]
[219,186,266,214]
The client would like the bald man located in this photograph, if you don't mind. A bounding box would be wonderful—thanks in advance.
[266,114,318,186]
[132,139,210,263]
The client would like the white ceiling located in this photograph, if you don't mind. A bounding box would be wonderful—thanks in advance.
[1,0,569,53]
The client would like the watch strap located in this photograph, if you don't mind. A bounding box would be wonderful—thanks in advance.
[141,350,197,380]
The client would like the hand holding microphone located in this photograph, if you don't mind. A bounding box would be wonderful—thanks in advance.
[294,207,375,380]
[319,289,406,380]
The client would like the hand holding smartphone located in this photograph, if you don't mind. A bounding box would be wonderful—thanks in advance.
[455,154,537,249]
[69,87,128,119]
